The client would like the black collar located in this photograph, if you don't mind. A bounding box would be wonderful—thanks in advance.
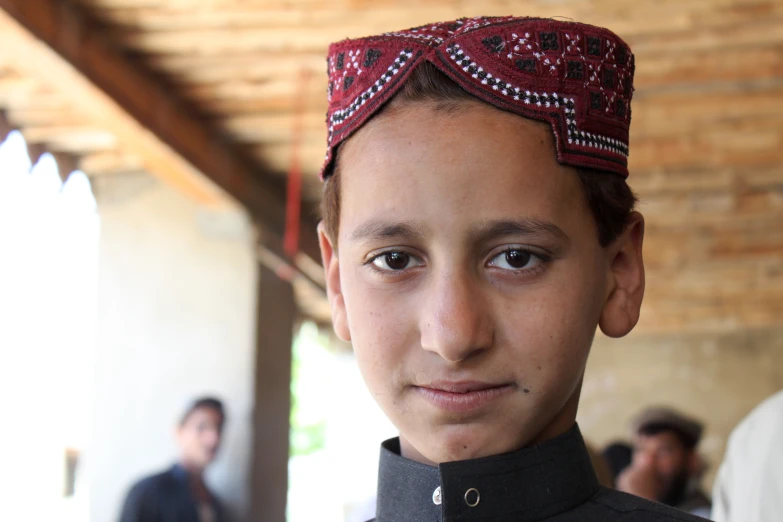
[376,424,599,522]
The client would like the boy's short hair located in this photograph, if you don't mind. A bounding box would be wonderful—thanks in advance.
[179,396,225,426]
[321,62,637,248]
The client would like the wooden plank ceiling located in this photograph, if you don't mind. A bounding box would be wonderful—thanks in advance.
[1,0,782,332]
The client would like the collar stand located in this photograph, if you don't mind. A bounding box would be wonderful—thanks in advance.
[376,424,599,522]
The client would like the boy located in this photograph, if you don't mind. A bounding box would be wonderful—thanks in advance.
[317,17,706,521]
[119,397,228,522]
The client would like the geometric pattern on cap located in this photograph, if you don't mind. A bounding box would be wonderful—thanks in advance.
[321,16,635,179]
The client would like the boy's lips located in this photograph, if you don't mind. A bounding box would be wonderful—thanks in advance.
[413,381,514,413]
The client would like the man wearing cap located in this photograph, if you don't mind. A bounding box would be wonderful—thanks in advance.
[619,407,712,518]
[318,15,707,521]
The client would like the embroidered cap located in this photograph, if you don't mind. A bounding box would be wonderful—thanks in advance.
[321,16,635,180]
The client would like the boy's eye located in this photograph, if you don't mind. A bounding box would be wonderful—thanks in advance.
[488,249,541,270]
[371,252,421,271]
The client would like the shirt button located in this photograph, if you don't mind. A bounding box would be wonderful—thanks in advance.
[464,488,480,507]
[432,486,442,505]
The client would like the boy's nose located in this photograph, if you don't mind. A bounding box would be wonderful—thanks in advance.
[419,271,493,363]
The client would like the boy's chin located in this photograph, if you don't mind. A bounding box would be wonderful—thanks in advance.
[395,388,582,464]
[402,423,534,464]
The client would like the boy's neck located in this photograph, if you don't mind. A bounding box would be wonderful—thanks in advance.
[178,458,206,478]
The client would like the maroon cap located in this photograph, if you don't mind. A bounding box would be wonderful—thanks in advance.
[321,16,635,179]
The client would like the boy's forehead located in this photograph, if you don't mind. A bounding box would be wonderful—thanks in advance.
[320,16,635,181]
[341,100,559,178]
[337,104,588,240]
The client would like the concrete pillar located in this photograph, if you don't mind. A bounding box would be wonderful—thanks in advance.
[249,264,295,521]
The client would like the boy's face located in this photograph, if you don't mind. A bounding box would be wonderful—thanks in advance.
[177,407,224,471]
[320,101,644,464]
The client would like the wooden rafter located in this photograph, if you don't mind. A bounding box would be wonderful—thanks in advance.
[0,0,322,269]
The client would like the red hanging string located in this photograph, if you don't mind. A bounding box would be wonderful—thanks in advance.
[284,69,310,259]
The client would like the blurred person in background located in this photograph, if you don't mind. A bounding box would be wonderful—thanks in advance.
[618,407,711,518]
[586,441,615,488]
[603,441,633,487]
[119,397,228,522]
[712,389,783,522]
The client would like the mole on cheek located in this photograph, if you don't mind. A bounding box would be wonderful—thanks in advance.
[523,388,530,394]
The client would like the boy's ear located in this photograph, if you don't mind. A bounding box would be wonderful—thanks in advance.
[599,212,645,338]
[318,222,351,342]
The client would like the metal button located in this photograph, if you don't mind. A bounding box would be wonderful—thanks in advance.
[432,486,442,505]
[464,488,480,507]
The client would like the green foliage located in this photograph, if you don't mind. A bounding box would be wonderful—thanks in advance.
[289,323,329,457]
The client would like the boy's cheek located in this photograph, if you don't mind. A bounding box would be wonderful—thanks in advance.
[493,291,597,397]
[502,317,592,386]
[343,290,414,364]
[343,275,418,333]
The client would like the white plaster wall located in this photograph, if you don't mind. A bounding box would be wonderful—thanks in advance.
[88,174,256,522]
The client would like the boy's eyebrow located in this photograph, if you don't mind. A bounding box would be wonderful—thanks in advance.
[471,219,571,244]
[349,219,570,244]
[349,219,426,242]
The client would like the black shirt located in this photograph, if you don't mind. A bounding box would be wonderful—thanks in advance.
[119,465,227,522]
[373,424,708,521]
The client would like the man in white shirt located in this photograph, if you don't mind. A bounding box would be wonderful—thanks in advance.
[712,390,783,522]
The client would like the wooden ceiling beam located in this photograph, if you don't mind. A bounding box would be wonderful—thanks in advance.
[143,42,783,92]
[51,151,80,180]
[107,11,783,57]
[88,1,783,41]
[0,4,222,205]
[0,0,323,272]
[78,150,144,175]
[2,102,85,178]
